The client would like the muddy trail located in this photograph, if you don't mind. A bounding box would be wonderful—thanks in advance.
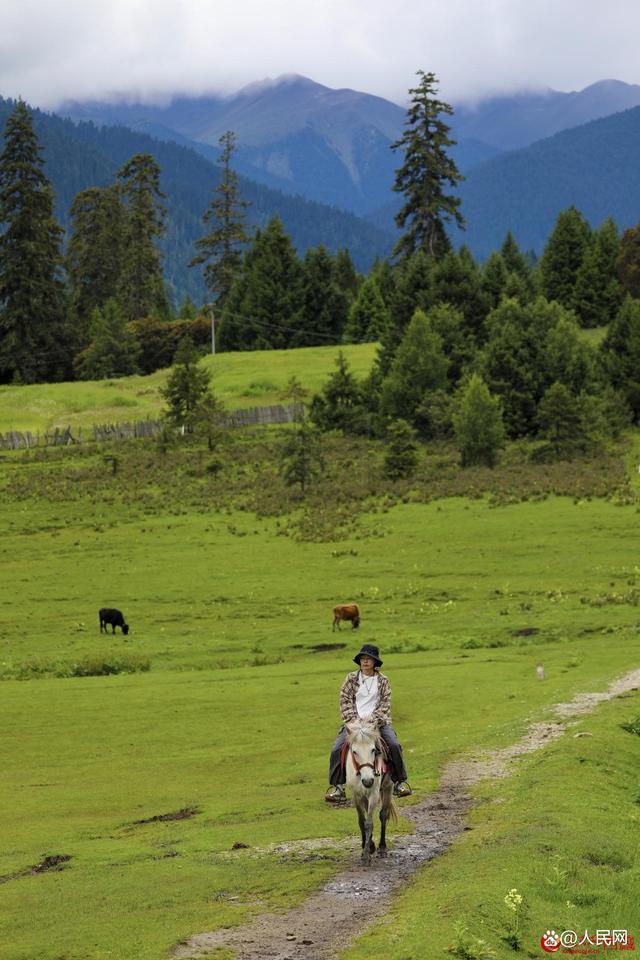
[174,669,640,960]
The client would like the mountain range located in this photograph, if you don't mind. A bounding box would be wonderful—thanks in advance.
[61,74,640,218]
[2,74,640,306]
[0,96,395,305]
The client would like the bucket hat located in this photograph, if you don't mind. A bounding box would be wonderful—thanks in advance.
[353,643,383,667]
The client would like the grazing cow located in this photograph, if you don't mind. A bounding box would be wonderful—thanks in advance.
[333,603,360,632]
[99,608,130,635]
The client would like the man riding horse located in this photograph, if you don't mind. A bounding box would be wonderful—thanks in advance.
[325,643,412,802]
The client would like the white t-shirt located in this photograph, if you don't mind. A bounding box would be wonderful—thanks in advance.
[355,670,379,719]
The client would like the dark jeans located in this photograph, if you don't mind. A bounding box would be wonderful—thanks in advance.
[328,723,408,786]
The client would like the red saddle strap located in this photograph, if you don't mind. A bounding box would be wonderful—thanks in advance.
[340,740,350,773]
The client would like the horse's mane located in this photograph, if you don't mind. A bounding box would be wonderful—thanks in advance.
[346,722,383,751]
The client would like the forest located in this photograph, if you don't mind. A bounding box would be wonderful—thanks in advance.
[1,84,640,471]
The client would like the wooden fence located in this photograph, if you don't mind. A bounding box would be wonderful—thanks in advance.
[0,403,302,450]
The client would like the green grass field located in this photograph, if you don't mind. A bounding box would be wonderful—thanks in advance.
[0,436,640,960]
[1,346,639,960]
[0,342,377,434]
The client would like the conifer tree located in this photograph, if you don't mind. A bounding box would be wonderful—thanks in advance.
[117,153,167,322]
[297,245,348,346]
[343,276,388,343]
[178,295,198,320]
[500,231,535,298]
[430,247,489,342]
[424,302,473,386]
[616,223,640,300]
[481,298,542,437]
[573,218,621,328]
[0,99,67,383]
[334,248,360,304]
[391,70,464,261]
[482,251,510,310]
[161,336,212,433]
[544,314,597,395]
[370,257,396,311]
[381,308,449,423]
[310,351,364,433]
[190,131,250,309]
[218,217,303,350]
[453,374,505,467]
[280,418,323,494]
[67,185,126,342]
[383,420,419,479]
[483,296,595,437]
[74,298,140,380]
[280,375,308,424]
[378,249,433,374]
[600,296,640,420]
[535,381,583,457]
[540,206,591,309]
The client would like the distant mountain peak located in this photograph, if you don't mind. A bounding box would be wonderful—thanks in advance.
[581,78,638,92]
[235,74,319,98]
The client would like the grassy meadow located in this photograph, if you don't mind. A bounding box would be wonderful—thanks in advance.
[0,342,377,434]
[1,347,640,960]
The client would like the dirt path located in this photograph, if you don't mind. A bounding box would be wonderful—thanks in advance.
[173,668,640,960]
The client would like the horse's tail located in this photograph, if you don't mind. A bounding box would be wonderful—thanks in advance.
[388,797,398,823]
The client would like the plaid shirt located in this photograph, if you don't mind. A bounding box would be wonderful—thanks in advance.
[339,670,392,726]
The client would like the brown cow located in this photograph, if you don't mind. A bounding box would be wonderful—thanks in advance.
[333,603,360,631]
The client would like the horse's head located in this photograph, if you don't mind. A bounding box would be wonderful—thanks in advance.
[345,722,380,789]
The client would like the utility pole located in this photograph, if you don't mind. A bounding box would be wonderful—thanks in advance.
[210,305,216,355]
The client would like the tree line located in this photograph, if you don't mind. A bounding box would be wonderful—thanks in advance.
[1,69,640,481]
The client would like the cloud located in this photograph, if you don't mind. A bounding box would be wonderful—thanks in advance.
[0,0,638,109]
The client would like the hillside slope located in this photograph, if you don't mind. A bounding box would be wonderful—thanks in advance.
[457,104,640,257]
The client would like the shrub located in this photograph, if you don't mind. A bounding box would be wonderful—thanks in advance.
[13,654,150,680]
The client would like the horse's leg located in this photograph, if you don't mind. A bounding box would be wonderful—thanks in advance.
[361,791,378,865]
[378,778,392,856]
[356,800,367,850]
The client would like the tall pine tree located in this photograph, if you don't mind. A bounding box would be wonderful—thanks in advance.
[67,185,126,344]
[540,206,591,310]
[0,99,67,383]
[190,130,250,309]
[391,70,464,261]
[117,154,167,322]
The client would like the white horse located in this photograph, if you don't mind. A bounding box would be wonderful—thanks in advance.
[345,722,396,866]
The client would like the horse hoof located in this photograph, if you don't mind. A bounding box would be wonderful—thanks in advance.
[369,841,376,853]
[377,848,387,858]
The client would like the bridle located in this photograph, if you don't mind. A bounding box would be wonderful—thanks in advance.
[349,740,386,778]
[351,751,383,777]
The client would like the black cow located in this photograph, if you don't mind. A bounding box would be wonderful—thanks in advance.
[99,607,130,635]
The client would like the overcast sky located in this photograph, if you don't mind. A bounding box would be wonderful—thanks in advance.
[2,0,639,109]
